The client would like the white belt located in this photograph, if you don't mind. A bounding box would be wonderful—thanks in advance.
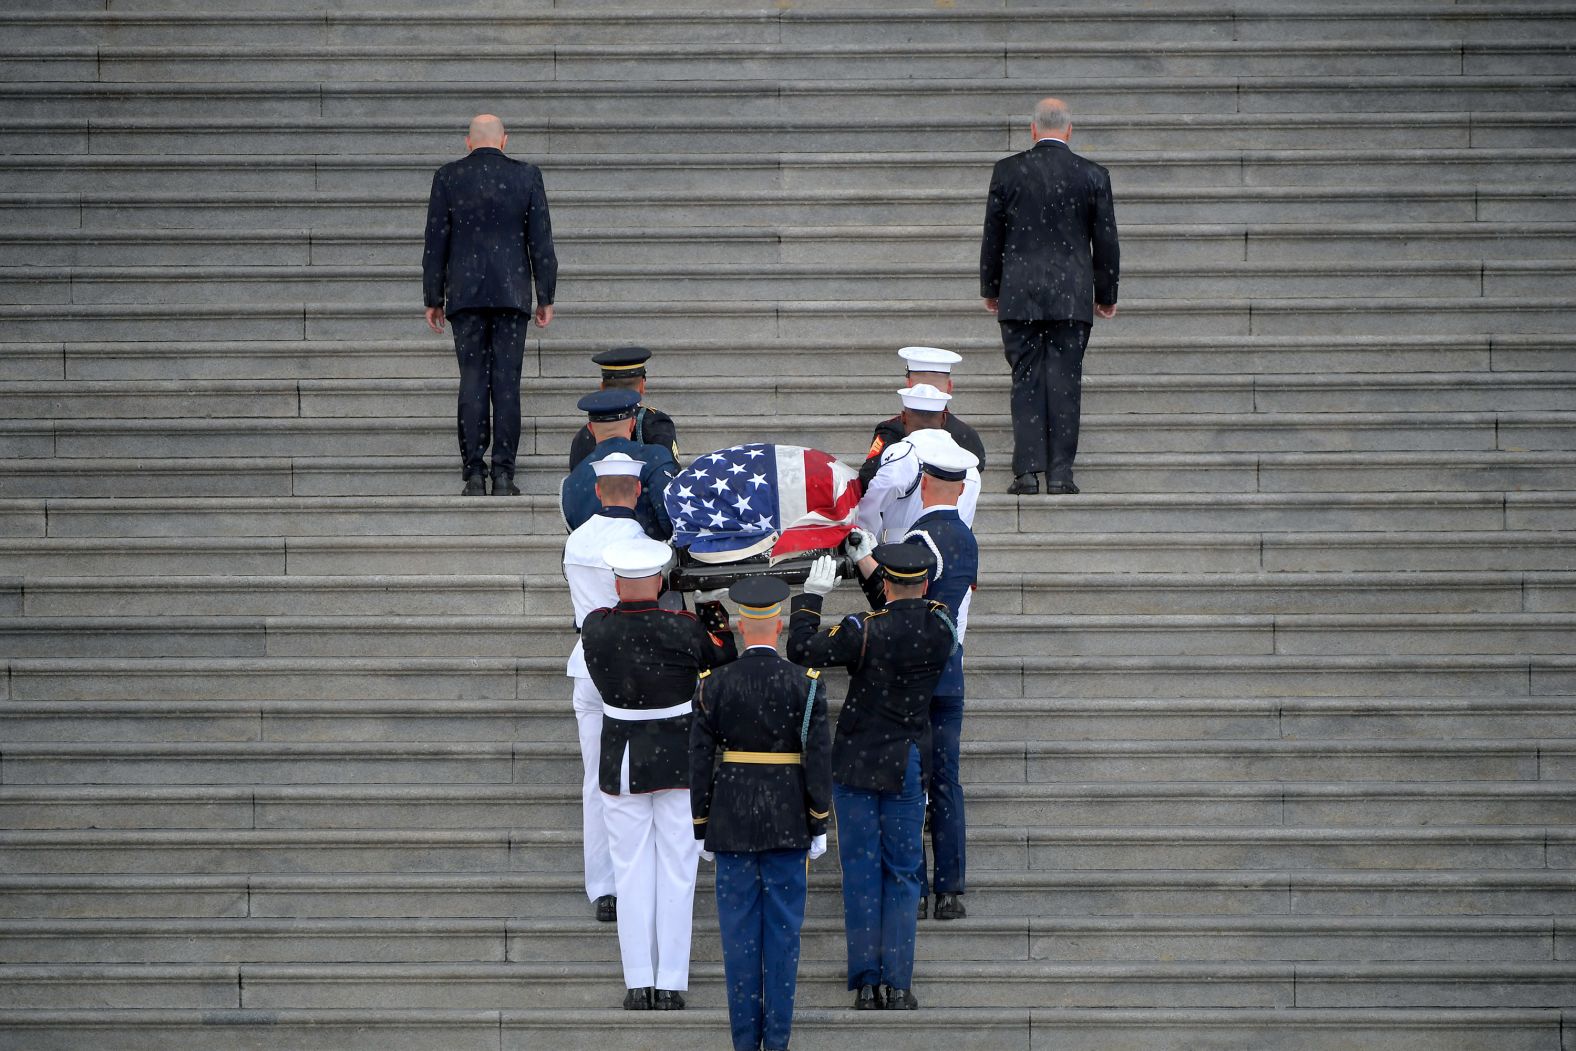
[603,700,693,722]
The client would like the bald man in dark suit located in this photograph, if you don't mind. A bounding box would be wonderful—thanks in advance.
[980,97,1119,497]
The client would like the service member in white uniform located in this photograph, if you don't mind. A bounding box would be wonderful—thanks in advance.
[562,452,649,921]
[579,536,738,1010]
[856,383,981,543]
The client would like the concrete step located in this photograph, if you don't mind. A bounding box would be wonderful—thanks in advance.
[10,259,1576,307]
[6,779,1573,832]
[23,333,1566,384]
[5,38,1571,84]
[6,694,1576,746]
[4,868,1572,920]
[12,569,1565,619]
[6,6,1574,47]
[10,111,1576,157]
[9,412,1573,464]
[5,737,1568,786]
[0,1006,1566,1051]
[1,914,1563,965]
[10,221,1576,268]
[8,372,1573,420]
[3,958,1575,1011]
[5,297,1575,345]
[11,185,1575,233]
[2,610,1573,659]
[6,74,1575,120]
[6,450,1576,499]
[4,823,1566,876]
[7,148,1574,196]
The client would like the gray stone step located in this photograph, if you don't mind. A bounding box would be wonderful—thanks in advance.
[6,823,1565,876]
[0,1006,1564,1051]
[11,259,1576,307]
[5,38,1570,83]
[6,6,1573,47]
[7,73,1575,120]
[11,111,1575,156]
[10,221,1576,269]
[6,694,1576,746]
[0,914,1560,965]
[6,736,1567,786]
[11,185,1575,233]
[4,868,1573,920]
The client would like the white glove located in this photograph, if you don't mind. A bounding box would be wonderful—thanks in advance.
[808,833,827,861]
[694,588,727,605]
[699,848,714,863]
[843,527,876,564]
[803,555,839,597]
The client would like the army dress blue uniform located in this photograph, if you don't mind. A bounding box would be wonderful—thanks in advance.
[788,546,956,1007]
[691,579,832,1051]
[560,390,679,540]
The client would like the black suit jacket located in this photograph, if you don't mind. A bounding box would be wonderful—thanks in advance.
[690,647,833,852]
[979,139,1119,323]
[423,147,558,315]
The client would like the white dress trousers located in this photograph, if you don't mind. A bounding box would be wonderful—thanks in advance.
[571,676,616,901]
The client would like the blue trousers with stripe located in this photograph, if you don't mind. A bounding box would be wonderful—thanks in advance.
[715,848,809,1051]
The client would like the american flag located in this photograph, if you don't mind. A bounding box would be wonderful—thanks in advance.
[664,443,862,560]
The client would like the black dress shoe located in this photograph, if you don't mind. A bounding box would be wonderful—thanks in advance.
[491,472,521,496]
[882,985,918,1010]
[622,987,653,1010]
[594,894,616,922]
[461,473,487,496]
[933,892,967,920]
[917,895,928,920]
[1047,478,1080,495]
[1007,473,1040,495]
[653,989,685,1010]
[853,984,883,1010]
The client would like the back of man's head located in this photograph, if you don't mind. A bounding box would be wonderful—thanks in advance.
[883,577,928,602]
[601,374,645,393]
[903,408,946,433]
[466,114,507,151]
[1032,97,1071,139]
[614,573,663,603]
[595,475,641,508]
[736,615,782,649]
[590,417,636,443]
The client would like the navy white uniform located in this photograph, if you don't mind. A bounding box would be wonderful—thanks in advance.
[788,546,955,1004]
[581,538,737,1000]
[563,466,648,907]
[691,577,832,1051]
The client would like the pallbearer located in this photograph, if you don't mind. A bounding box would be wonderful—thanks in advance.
[858,346,986,490]
[581,536,738,1010]
[568,346,681,471]
[691,575,833,1051]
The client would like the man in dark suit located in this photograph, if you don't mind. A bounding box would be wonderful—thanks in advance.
[423,114,558,497]
[980,97,1119,496]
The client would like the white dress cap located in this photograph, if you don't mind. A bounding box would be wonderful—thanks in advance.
[906,427,979,477]
[602,536,673,579]
[591,452,644,478]
[898,383,953,412]
[898,346,962,373]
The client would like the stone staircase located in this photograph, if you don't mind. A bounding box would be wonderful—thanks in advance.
[2,2,1575,1048]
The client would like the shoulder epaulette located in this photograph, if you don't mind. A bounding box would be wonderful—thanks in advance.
[805,668,821,680]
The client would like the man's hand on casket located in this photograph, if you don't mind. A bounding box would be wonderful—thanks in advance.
[843,527,877,572]
[803,555,839,597]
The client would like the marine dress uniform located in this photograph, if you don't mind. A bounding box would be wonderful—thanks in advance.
[562,453,649,919]
[580,536,738,1009]
[884,430,981,921]
[857,384,981,543]
[858,346,986,490]
[560,389,679,539]
[788,545,957,1010]
[568,346,680,471]
[691,576,833,1051]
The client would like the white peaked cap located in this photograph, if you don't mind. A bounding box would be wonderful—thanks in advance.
[898,383,952,412]
[603,536,672,579]
[898,346,962,373]
[906,427,979,476]
[591,452,644,478]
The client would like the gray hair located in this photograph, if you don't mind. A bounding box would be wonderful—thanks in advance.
[1033,97,1071,134]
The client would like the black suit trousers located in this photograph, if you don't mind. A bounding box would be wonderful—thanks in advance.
[450,309,527,479]
[1000,319,1090,481]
